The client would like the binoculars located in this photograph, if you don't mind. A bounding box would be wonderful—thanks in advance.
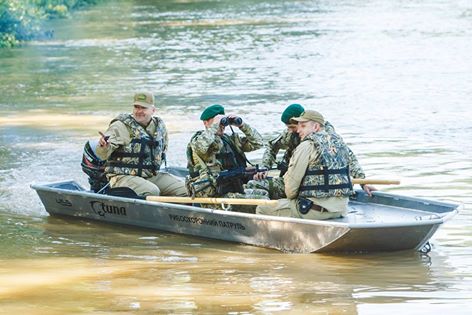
[220,116,243,127]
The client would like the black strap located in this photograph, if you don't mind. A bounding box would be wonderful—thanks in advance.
[215,152,233,160]
[189,170,200,178]
[135,138,147,177]
[299,183,352,191]
[221,136,247,168]
[305,168,349,176]
[300,166,351,192]
[112,152,141,158]
[110,137,160,176]
[106,162,157,170]
[129,137,159,145]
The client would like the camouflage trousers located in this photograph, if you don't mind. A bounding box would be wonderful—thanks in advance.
[246,177,286,200]
[199,187,269,213]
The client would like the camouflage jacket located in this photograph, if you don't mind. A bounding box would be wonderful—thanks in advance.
[104,114,167,178]
[262,121,365,178]
[187,122,263,176]
[261,128,300,169]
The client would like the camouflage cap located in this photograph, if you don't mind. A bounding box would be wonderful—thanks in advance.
[281,103,304,124]
[133,92,155,108]
[291,110,325,126]
[200,104,225,120]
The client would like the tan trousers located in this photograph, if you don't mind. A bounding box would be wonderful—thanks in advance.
[256,198,346,220]
[109,172,187,197]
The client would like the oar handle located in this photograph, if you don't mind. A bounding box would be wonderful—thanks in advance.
[352,179,400,185]
[146,196,278,206]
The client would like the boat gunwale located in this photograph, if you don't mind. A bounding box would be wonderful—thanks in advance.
[31,180,458,229]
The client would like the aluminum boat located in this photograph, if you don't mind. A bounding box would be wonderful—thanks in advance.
[31,174,458,253]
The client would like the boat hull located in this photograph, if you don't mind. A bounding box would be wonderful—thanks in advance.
[31,181,458,253]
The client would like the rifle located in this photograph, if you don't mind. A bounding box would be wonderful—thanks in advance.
[216,166,268,195]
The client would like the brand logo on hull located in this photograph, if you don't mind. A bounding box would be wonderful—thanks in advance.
[56,198,72,207]
[90,201,127,217]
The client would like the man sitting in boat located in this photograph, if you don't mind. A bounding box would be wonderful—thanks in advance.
[95,92,187,197]
[250,103,375,200]
[256,110,367,220]
[248,103,304,199]
[186,104,269,211]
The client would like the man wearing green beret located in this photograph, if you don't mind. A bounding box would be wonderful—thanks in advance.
[186,104,268,211]
[248,104,305,199]
[256,110,358,219]
[249,103,374,199]
[95,92,187,197]
[260,103,304,177]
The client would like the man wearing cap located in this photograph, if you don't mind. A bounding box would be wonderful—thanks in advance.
[256,110,367,220]
[186,104,267,211]
[95,92,187,197]
[249,104,371,200]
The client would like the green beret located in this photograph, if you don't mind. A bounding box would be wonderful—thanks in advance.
[200,104,225,121]
[281,103,304,124]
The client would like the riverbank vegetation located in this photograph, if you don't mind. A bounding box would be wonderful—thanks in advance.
[0,0,101,48]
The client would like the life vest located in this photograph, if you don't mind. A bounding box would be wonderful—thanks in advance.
[105,114,166,178]
[298,131,353,198]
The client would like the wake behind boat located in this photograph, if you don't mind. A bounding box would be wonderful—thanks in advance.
[31,168,458,253]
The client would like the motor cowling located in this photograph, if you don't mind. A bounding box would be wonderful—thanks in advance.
[81,140,108,192]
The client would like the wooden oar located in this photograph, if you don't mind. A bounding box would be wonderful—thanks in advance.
[352,179,400,185]
[107,187,276,205]
[146,196,278,206]
[108,179,400,206]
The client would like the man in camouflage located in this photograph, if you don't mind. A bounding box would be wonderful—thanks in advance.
[248,104,304,199]
[96,92,187,197]
[249,104,375,199]
[186,104,268,212]
[256,110,369,220]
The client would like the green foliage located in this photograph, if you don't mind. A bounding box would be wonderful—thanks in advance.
[0,0,101,48]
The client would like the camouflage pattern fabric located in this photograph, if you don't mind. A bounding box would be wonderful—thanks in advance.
[188,123,263,175]
[246,177,286,200]
[186,122,264,201]
[261,121,342,171]
[261,129,300,169]
[258,121,364,199]
[197,187,269,213]
[105,113,167,178]
[299,130,353,198]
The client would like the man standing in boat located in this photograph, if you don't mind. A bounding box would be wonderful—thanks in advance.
[186,104,268,211]
[95,92,187,197]
[250,103,374,199]
[256,110,365,220]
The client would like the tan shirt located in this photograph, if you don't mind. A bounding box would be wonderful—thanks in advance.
[283,140,348,213]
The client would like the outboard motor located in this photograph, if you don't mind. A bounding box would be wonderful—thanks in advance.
[81,140,108,193]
